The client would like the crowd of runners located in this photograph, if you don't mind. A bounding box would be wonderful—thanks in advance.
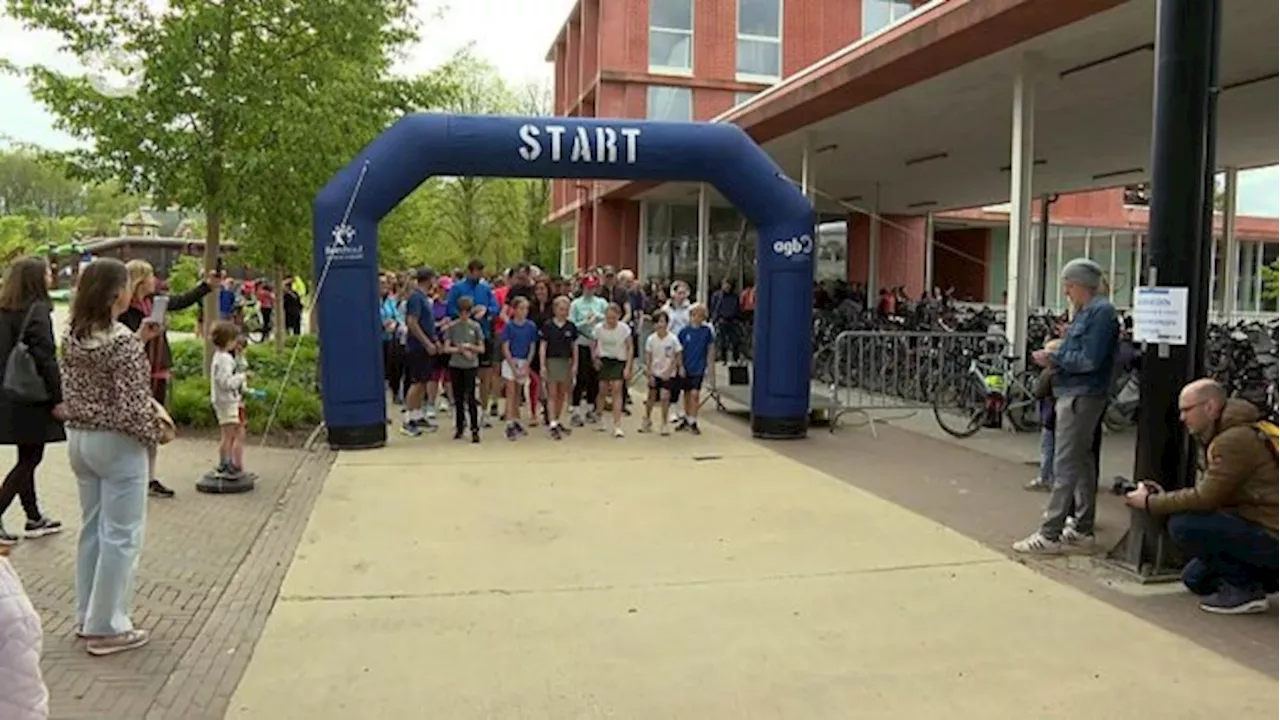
[377,260,731,442]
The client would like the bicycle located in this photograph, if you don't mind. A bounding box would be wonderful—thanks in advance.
[932,348,1041,438]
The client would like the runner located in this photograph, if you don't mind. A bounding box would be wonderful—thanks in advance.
[401,268,440,437]
[540,296,579,440]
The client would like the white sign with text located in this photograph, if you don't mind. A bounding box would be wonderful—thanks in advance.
[1132,286,1189,345]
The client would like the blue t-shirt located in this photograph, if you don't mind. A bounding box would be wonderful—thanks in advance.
[678,324,715,376]
[445,278,499,338]
[501,318,539,361]
[218,288,236,318]
[404,289,433,352]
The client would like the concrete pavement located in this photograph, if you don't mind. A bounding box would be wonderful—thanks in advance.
[227,420,1275,719]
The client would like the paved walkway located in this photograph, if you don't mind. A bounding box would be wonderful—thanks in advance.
[4,438,330,720]
[227,419,1275,719]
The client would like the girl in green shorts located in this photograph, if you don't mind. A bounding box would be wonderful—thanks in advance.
[592,303,633,437]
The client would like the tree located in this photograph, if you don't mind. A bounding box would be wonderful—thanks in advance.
[1262,261,1278,304]
[7,0,458,358]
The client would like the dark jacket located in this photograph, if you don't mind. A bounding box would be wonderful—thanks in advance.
[0,302,65,445]
[118,282,212,374]
[1146,399,1279,536]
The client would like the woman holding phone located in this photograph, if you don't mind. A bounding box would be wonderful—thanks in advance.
[119,260,217,498]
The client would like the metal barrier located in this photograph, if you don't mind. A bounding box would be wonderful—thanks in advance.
[825,330,1010,434]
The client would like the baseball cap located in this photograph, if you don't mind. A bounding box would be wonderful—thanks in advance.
[582,276,600,289]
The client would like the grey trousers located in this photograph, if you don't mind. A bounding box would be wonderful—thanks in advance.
[1040,394,1108,540]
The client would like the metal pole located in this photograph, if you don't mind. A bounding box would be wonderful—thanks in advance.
[1037,194,1052,306]
[867,184,881,294]
[924,212,936,294]
[1191,0,1221,378]
[1108,0,1218,582]
[696,184,710,306]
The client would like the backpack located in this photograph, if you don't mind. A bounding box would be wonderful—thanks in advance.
[1255,421,1279,460]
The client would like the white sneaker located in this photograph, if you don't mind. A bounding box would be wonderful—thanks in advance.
[1061,526,1095,547]
[613,428,624,438]
[1012,532,1061,555]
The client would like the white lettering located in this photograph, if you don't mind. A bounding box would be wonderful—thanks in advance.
[517,123,641,165]
[517,124,541,161]
[771,234,814,258]
[545,125,566,161]
[570,127,593,163]
[596,127,618,164]
[620,128,641,164]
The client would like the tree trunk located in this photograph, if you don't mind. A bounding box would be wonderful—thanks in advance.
[274,264,286,353]
[202,207,221,376]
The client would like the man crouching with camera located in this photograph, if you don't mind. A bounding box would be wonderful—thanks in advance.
[1125,378,1278,615]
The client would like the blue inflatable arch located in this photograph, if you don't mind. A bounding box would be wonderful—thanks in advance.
[313,113,815,449]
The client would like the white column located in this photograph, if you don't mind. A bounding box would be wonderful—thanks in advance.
[1107,231,1117,299]
[1221,166,1239,317]
[1005,60,1036,362]
[867,183,881,294]
[924,212,936,293]
[696,184,710,306]
[801,134,813,200]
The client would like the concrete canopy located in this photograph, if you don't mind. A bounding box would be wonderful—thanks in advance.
[620,0,1277,216]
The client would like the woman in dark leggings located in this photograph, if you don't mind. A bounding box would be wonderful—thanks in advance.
[0,257,66,545]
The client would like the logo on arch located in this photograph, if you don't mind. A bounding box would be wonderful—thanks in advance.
[325,223,365,262]
[772,234,814,259]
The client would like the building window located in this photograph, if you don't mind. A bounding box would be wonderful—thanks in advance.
[650,0,693,74]
[560,223,577,275]
[862,0,914,37]
[646,85,693,122]
[734,91,757,107]
[737,0,781,81]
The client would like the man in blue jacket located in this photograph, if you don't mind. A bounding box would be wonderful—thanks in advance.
[1014,258,1119,554]
[446,259,500,424]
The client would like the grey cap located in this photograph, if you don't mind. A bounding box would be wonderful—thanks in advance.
[1061,257,1103,289]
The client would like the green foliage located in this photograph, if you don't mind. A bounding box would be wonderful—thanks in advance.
[377,62,558,272]
[1262,261,1278,303]
[167,335,322,432]
[164,254,202,331]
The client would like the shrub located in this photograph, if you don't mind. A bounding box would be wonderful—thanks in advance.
[167,335,323,432]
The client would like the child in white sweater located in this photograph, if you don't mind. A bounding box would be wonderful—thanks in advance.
[210,321,249,476]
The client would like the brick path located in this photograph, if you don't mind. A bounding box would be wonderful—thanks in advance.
[3,438,334,720]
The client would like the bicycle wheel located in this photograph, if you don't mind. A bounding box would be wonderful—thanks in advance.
[1006,370,1042,433]
[933,375,986,438]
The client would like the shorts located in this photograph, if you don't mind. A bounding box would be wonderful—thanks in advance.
[214,403,244,427]
[406,346,433,383]
[479,338,500,368]
[429,352,450,381]
[501,358,530,384]
[545,357,573,384]
[647,376,678,401]
[599,358,627,383]
[683,374,705,392]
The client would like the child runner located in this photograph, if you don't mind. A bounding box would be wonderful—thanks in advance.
[540,295,579,439]
[639,310,682,436]
[569,276,608,426]
[210,321,248,476]
[401,267,440,436]
[444,296,485,443]
[593,303,633,437]
[1028,338,1062,492]
[501,297,539,441]
[676,303,715,435]
[663,281,693,426]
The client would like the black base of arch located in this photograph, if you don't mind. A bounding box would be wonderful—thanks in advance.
[751,414,808,440]
[327,422,388,450]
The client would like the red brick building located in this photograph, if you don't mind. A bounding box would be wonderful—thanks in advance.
[545,0,1278,314]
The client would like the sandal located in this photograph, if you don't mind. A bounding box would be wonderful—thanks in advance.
[86,629,150,657]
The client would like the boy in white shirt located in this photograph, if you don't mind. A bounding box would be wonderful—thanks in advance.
[640,310,683,436]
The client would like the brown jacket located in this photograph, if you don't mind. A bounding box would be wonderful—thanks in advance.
[1146,399,1278,535]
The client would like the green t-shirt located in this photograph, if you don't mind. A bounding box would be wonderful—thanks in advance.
[447,319,484,369]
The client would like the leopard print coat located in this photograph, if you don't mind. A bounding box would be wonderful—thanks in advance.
[59,323,164,447]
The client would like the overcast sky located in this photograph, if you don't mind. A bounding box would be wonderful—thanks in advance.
[0,0,1275,216]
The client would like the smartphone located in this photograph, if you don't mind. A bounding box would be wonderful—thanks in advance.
[149,295,169,323]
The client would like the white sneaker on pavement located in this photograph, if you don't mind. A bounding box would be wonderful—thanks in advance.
[1012,532,1061,555]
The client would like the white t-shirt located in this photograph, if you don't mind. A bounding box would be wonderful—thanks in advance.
[645,331,683,378]
[594,321,632,361]
[664,301,691,336]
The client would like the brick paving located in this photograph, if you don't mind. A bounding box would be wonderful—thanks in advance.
[3,438,334,720]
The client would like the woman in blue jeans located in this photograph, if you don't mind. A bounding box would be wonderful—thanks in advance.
[60,259,166,657]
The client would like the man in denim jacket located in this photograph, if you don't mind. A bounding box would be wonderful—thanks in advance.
[1014,258,1119,554]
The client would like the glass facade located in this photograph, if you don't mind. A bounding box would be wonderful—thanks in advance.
[642,202,753,294]
[649,0,693,74]
[736,0,782,80]
[560,222,577,276]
